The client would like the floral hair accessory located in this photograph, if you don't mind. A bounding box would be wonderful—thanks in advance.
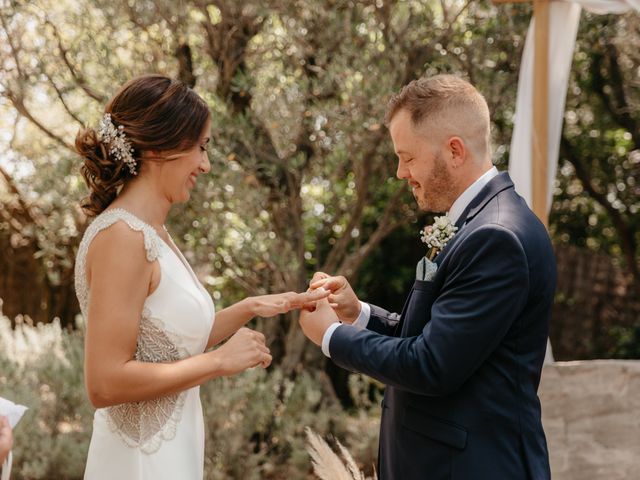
[420,215,458,261]
[97,113,137,175]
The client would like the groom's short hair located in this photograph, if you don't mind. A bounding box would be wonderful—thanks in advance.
[384,75,491,156]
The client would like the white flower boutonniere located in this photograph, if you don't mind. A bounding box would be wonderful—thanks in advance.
[420,215,458,261]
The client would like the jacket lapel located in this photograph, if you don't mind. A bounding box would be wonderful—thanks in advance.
[399,172,516,336]
[435,172,515,267]
[456,172,514,228]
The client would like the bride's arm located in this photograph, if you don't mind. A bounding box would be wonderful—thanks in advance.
[206,289,330,349]
[84,223,271,409]
[206,299,254,349]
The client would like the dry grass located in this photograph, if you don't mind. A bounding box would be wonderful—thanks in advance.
[306,427,376,480]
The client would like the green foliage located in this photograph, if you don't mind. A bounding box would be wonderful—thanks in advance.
[0,312,378,479]
[607,324,640,359]
[201,368,377,479]
[0,0,637,378]
[551,13,640,273]
[0,315,92,479]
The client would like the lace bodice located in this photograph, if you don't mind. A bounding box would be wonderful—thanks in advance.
[74,208,215,454]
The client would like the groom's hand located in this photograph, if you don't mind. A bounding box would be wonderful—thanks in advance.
[309,273,361,324]
[298,298,339,346]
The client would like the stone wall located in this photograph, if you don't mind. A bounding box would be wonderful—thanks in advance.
[540,360,640,480]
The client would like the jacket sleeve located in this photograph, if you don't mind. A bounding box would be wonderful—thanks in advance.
[328,224,530,396]
[365,303,401,336]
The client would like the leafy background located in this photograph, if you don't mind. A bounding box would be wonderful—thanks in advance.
[0,1,638,477]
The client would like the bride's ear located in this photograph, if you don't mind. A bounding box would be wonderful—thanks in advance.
[141,149,162,161]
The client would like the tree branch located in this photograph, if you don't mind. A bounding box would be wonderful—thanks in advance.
[42,72,85,126]
[338,185,415,278]
[45,19,107,103]
[5,92,75,152]
[591,43,640,148]
[321,128,387,273]
[176,43,196,88]
[560,135,638,281]
[0,164,44,231]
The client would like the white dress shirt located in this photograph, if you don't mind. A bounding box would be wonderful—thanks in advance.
[321,166,500,358]
[447,166,499,226]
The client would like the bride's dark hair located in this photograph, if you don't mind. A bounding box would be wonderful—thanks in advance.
[75,74,211,217]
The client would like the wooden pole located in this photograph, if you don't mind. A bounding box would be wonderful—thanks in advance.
[493,0,551,227]
[533,0,549,228]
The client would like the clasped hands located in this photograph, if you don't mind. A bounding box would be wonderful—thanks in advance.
[244,272,359,341]
[231,273,358,371]
[298,272,361,346]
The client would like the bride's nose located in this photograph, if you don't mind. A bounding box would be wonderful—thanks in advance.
[199,152,211,174]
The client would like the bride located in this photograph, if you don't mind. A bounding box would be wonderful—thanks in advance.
[74,74,328,479]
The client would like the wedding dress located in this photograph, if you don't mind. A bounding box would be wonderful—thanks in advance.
[74,208,215,479]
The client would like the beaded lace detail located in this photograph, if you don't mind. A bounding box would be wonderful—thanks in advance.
[105,308,188,453]
[74,208,188,453]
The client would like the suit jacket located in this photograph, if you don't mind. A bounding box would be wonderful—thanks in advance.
[329,173,555,480]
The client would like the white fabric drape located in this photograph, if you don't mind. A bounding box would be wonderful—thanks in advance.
[569,0,640,14]
[507,0,640,364]
[507,3,582,212]
[508,0,640,214]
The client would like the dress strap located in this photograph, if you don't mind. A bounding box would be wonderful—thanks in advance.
[74,208,162,316]
[88,208,161,262]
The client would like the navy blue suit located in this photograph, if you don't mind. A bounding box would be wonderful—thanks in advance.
[329,173,555,479]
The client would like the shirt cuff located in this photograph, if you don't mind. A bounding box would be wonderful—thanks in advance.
[353,301,370,328]
[321,302,370,358]
[321,322,342,358]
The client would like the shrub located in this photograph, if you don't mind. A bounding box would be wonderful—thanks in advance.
[0,312,378,479]
[608,323,640,359]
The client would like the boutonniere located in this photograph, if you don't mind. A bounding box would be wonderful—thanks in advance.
[420,215,458,261]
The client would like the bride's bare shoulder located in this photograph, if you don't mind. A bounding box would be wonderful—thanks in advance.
[86,220,153,277]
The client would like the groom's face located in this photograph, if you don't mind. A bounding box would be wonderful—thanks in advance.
[389,109,456,213]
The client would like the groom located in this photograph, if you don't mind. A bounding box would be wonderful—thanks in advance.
[300,75,555,479]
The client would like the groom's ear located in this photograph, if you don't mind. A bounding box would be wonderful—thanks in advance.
[447,136,466,168]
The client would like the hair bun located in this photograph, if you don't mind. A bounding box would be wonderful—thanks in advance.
[75,74,211,217]
[75,125,129,217]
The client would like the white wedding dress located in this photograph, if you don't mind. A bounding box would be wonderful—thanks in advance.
[74,208,215,479]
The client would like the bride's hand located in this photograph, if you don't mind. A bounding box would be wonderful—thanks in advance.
[215,327,272,375]
[248,288,330,318]
[0,416,13,462]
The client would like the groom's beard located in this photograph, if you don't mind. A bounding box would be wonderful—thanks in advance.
[415,152,455,213]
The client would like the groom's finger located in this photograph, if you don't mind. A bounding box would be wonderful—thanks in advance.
[291,288,329,308]
[309,277,331,290]
[311,277,343,292]
[310,271,329,285]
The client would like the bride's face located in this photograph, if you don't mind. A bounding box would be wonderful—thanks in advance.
[156,119,212,204]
